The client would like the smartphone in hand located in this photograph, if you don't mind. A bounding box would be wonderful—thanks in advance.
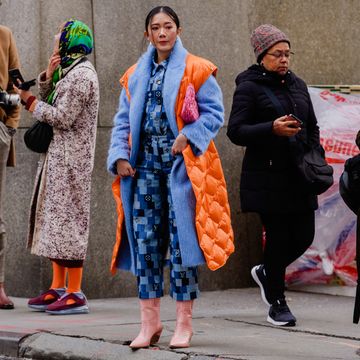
[8,69,36,90]
[288,113,303,127]
[8,68,24,86]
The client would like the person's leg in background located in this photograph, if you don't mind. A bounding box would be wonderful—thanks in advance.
[0,125,13,309]
[261,213,290,303]
[28,260,67,311]
[45,260,88,315]
[262,211,315,303]
[28,259,88,314]
[257,213,298,326]
[284,211,315,267]
[50,261,67,290]
[0,233,13,309]
[66,266,83,294]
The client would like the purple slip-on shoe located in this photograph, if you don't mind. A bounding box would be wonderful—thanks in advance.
[28,288,65,311]
[45,292,89,315]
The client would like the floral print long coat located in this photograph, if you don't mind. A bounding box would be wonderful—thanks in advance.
[27,60,99,260]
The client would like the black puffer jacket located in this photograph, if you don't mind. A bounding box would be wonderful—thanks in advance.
[227,64,319,214]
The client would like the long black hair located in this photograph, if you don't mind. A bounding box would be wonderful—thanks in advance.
[145,6,180,32]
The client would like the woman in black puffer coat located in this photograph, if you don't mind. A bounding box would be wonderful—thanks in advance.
[227,24,320,327]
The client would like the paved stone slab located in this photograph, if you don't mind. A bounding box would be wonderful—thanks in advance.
[171,318,360,360]
[0,332,28,358]
[19,333,185,360]
[1,289,360,359]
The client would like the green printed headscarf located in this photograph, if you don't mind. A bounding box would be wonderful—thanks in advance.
[47,19,93,104]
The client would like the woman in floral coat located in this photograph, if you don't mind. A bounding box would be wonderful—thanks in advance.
[15,19,99,315]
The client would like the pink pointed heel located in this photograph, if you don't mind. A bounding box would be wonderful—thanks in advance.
[130,298,163,349]
[169,300,194,348]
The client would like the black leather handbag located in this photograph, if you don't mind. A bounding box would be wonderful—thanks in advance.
[24,120,53,153]
[295,142,334,195]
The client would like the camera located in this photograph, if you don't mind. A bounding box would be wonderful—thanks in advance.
[0,90,20,107]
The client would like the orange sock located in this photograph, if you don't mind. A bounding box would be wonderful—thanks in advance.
[50,262,67,289]
[65,267,83,305]
[66,267,83,305]
[46,262,67,301]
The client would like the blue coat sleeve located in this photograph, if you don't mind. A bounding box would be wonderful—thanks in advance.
[180,75,224,155]
[107,89,131,175]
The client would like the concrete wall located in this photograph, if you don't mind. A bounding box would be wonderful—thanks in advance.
[0,0,359,298]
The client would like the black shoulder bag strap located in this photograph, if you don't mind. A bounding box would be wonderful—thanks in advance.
[77,56,88,66]
[261,85,286,116]
[63,56,88,78]
[261,85,295,145]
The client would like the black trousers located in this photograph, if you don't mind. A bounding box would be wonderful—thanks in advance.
[260,211,315,304]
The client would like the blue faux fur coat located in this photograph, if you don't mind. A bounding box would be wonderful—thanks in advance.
[107,38,224,274]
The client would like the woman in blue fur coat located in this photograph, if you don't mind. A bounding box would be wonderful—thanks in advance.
[107,6,225,349]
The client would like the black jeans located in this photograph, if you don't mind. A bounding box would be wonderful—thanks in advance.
[260,211,315,304]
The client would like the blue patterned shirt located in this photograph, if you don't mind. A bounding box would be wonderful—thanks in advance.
[142,58,174,137]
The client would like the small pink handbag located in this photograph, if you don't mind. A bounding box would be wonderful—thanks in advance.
[181,83,199,124]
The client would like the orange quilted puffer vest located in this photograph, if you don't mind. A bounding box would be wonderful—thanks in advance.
[110,54,234,274]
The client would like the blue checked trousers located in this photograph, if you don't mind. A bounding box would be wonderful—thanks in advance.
[133,134,199,301]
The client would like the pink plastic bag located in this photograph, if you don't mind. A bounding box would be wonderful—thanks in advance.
[181,83,199,124]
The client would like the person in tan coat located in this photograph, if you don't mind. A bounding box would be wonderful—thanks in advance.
[0,25,21,310]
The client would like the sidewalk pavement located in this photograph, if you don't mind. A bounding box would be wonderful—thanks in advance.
[0,288,359,360]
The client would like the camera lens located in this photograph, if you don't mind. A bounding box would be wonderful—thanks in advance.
[6,94,20,106]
